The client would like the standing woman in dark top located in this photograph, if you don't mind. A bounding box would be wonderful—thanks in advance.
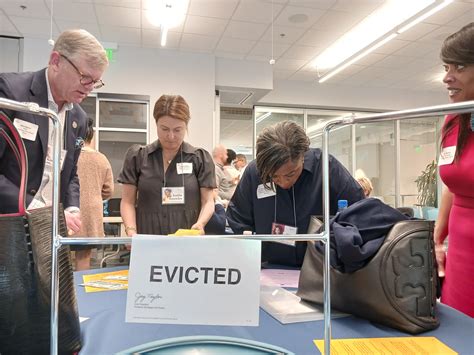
[118,94,216,237]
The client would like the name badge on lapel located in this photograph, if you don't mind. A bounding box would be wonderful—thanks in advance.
[13,118,38,141]
[177,162,193,175]
[438,146,456,166]
[256,184,276,199]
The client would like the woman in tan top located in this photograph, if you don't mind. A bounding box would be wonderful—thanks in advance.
[73,118,114,270]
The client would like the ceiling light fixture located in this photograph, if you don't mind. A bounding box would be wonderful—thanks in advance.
[255,112,271,124]
[48,0,55,46]
[315,0,453,83]
[269,0,275,65]
[146,0,189,47]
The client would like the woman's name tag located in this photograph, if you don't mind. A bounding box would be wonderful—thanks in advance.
[438,146,456,166]
[177,162,193,174]
[256,184,276,199]
[162,187,185,204]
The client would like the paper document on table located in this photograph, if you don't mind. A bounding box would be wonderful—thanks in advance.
[168,229,201,236]
[314,337,457,355]
[260,285,348,324]
[82,269,129,293]
[260,268,300,288]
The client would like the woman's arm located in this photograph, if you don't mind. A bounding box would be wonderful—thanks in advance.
[191,187,215,234]
[434,185,453,277]
[121,184,138,237]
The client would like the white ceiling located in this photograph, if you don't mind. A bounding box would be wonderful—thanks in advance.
[1,0,473,92]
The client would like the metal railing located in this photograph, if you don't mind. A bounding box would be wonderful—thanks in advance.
[1,96,473,355]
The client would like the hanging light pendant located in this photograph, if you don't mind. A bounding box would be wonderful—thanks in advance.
[146,0,189,47]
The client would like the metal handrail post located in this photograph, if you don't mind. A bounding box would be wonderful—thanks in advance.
[322,122,332,355]
[49,109,61,355]
[59,234,327,246]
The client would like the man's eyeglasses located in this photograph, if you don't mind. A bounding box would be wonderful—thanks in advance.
[60,54,105,89]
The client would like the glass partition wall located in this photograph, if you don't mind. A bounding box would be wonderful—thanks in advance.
[252,106,442,210]
[80,93,149,198]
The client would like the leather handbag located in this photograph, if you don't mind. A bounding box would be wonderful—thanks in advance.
[0,111,82,353]
[297,219,439,334]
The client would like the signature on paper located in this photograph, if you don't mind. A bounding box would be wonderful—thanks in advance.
[134,292,163,306]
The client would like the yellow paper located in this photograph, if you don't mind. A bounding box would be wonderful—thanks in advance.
[314,337,457,355]
[169,229,201,236]
[82,269,129,293]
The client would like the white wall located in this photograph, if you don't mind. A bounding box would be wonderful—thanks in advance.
[261,79,446,111]
[103,46,215,151]
[215,57,272,90]
[0,37,21,72]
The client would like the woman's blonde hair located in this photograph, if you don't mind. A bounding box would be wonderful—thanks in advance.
[357,177,373,197]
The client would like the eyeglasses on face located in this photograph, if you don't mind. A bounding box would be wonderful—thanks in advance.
[60,54,105,89]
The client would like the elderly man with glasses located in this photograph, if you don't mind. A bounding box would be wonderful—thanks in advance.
[0,29,108,234]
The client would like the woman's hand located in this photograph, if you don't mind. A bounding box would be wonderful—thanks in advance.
[125,227,136,250]
[191,223,205,235]
[434,242,446,277]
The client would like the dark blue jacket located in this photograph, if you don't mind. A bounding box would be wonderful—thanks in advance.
[0,69,87,212]
[316,197,409,273]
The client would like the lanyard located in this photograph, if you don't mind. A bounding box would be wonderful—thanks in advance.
[274,185,297,227]
[163,145,185,188]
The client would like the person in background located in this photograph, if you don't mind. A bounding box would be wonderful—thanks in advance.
[234,153,248,177]
[226,120,364,266]
[354,169,374,197]
[224,148,240,185]
[118,95,216,237]
[72,118,114,270]
[213,144,236,202]
[0,29,108,233]
[434,22,474,317]
[356,176,373,197]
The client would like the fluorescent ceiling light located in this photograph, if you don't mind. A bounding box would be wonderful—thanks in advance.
[160,26,168,46]
[255,112,271,124]
[399,0,453,33]
[146,0,189,47]
[319,33,398,83]
[315,0,453,83]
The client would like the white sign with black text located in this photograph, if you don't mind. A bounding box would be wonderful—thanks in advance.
[125,235,261,326]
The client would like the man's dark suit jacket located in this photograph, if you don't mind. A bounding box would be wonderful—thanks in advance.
[0,69,87,213]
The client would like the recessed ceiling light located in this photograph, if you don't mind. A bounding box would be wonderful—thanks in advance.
[288,14,308,24]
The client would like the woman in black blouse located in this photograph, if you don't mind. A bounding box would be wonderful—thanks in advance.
[118,94,216,237]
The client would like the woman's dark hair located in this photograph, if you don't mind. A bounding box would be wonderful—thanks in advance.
[84,117,94,143]
[226,149,236,165]
[440,22,474,160]
[256,120,309,188]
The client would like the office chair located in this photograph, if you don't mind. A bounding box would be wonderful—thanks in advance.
[107,198,121,217]
[101,198,130,267]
